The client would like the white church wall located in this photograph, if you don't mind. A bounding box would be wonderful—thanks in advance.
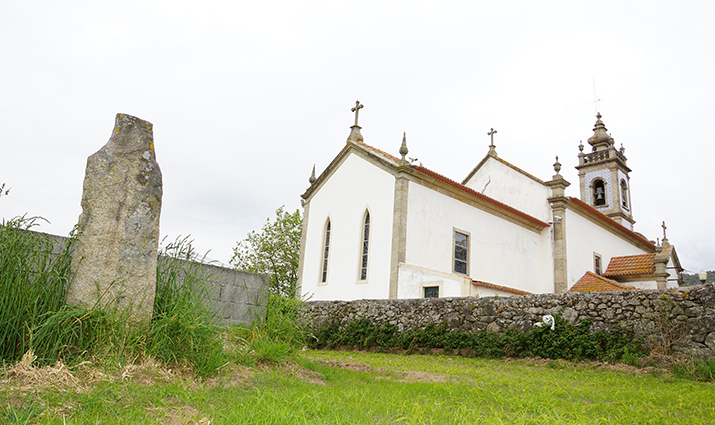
[300,153,396,301]
[404,183,554,294]
[397,262,471,299]
[564,209,651,289]
[462,157,551,223]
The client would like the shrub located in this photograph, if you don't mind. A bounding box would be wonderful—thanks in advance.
[308,315,649,362]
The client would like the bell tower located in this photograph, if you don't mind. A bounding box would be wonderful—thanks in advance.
[576,113,635,229]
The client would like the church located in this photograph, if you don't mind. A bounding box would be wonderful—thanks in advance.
[297,103,683,301]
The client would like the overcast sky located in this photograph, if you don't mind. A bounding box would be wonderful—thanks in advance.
[1,1,713,274]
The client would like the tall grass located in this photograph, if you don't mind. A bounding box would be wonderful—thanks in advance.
[1,222,228,376]
[229,294,306,365]
[0,216,75,363]
[146,236,227,376]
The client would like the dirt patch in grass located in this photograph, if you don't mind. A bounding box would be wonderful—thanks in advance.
[205,364,255,388]
[502,356,670,376]
[319,360,449,383]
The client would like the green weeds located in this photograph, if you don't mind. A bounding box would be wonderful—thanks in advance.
[309,315,649,362]
[0,216,75,364]
[228,295,305,365]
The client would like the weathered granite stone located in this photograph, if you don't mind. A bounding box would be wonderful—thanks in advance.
[66,113,162,320]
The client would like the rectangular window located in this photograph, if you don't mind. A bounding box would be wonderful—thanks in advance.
[454,231,469,275]
[424,286,439,298]
[594,253,602,275]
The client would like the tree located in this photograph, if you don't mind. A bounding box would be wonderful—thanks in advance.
[230,206,302,298]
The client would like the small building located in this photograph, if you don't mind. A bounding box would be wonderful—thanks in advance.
[297,105,682,300]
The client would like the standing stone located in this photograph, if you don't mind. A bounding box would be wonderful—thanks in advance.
[66,113,162,320]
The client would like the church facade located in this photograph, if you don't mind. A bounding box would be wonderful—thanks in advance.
[297,106,682,301]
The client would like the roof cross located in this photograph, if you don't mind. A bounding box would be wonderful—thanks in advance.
[351,101,364,126]
[662,221,668,242]
[487,128,498,155]
[488,128,497,143]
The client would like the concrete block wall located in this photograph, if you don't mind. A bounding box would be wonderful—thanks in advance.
[30,230,268,325]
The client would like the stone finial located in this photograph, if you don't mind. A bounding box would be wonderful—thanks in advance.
[347,101,364,143]
[487,128,497,156]
[620,143,625,154]
[399,132,409,166]
[578,140,584,152]
[587,112,615,150]
[67,113,163,321]
[553,155,562,176]
[309,164,316,184]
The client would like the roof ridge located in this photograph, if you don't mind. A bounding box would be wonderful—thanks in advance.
[568,197,655,249]
[472,280,532,296]
[416,166,549,228]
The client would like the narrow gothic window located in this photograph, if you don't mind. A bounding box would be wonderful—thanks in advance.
[621,180,629,209]
[321,220,331,283]
[360,212,370,280]
[454,231,468,275]
[593,180,606,206]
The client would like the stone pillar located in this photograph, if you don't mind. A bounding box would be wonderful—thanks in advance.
[654,248,669,290]
[389,174,409,299]
[66,113,163,320]
[546,161,571,293]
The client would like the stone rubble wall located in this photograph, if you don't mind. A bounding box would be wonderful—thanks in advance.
[301,284,715,357]
[32,231,268,325]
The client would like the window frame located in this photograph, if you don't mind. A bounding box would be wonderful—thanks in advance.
[620,179,629,210]
[357,210,371,283]
[594,252,603,275]
[319,218,331,285]
[592,179,607,207]
[453,229,470,276]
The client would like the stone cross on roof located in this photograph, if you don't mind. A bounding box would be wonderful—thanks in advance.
[488,128,497,155]
[351,101,364,127]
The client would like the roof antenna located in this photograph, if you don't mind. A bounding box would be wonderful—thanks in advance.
[593,79,601,113]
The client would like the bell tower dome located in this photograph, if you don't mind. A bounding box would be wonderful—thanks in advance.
[575,113,635,229]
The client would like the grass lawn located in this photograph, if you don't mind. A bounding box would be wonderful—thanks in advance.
[3,350,714,424]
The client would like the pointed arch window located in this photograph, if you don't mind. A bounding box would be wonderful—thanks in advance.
[593,179,606,206]
[320,219,331,283]
[359,212,370,281]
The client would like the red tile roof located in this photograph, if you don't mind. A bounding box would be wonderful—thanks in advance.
[353,141,400,163]
[472,280,532,296]
[568,271,634,292]
[604,254,656,277]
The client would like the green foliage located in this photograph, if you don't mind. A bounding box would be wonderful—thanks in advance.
[0,182,9,198]
[1,225,226,377]
[0,216,76,363]
[230,206,302,298]
[671,358,715,382]
[229,295,306,365]
[146,236,227,377]
[309,315,649,362]
[31,304,142,365]
[681,271,715,286]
